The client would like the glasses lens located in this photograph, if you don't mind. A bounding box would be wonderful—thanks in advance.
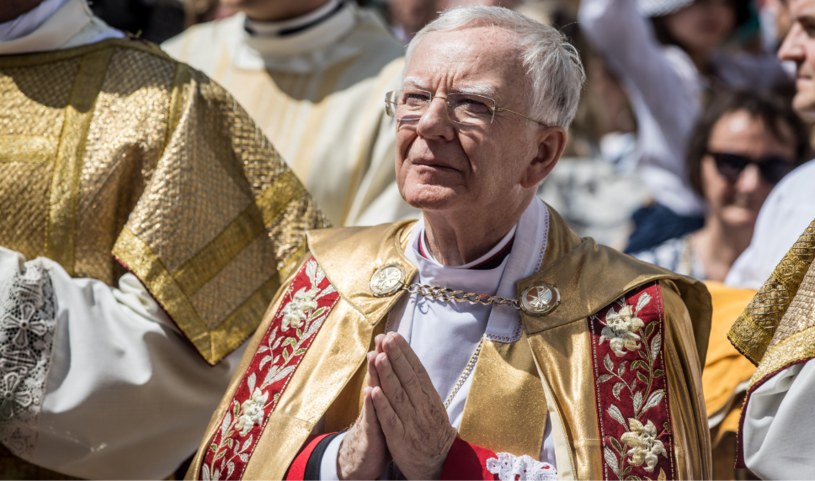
[712,152,748,181]
[711,152,794,184]
[446,93,495,125]
[759,157,795,184]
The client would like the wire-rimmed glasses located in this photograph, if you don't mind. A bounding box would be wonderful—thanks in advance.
[384,88,547,127]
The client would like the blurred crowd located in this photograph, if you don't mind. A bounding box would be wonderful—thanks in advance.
[2,0,815,479]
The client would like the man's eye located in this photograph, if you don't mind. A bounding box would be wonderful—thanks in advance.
[455,97,492,115]
[402,92,429,106]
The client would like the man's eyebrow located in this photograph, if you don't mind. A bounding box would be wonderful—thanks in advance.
[400,78,498,98]
[454,85,498,98]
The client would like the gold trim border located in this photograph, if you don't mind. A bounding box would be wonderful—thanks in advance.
[47,47,114,273]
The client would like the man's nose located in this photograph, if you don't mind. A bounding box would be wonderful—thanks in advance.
[416,97,455,140]
[779,25,805,63]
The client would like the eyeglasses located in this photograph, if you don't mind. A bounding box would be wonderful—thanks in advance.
[384,88,547,127]
[708,151,795,184]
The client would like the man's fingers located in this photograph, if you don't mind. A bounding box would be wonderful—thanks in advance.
[382,333,430,402]
[375,352,411,409]
[362,386,381,432]
[374,333,386,354]
[370,386,404,440]
[367,351,380,388]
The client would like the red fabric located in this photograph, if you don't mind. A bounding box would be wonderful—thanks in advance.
[440,436,498,480]
[587,282,676,480]
[285,433,334,480]
[197,258,340,480]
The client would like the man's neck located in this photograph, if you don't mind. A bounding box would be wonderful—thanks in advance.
[243,0,332,23]
[422,199,529,266]
[0,0,44,23]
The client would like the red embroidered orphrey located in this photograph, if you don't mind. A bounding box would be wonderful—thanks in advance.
[588,282,676,481]
[199,258,340,480]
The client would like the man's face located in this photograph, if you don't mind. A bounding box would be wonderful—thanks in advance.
[779,0,815,120]
[395,27,552,218]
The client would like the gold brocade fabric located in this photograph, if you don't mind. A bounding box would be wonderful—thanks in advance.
[0,39,328,365]
[748,252,815,385]
[728,220,815,366]
[187,208,712,480]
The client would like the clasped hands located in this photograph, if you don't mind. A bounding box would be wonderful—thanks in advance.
[337,332,457,480]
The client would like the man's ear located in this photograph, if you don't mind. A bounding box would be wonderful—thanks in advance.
[521,126,566,188]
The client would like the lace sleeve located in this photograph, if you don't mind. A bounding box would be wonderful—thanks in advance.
[0,256,56,453]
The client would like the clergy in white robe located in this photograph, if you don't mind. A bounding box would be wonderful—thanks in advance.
[163,0,415,226]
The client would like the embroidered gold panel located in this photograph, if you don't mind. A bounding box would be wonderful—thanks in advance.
[0,40,328,365]
[728,220,815,366]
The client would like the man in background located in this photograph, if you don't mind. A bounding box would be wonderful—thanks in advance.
[164,0,415,226]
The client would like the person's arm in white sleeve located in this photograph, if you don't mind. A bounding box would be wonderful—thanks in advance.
[578,0,700,179]
[742,361,815,478]
[0,246,246,479]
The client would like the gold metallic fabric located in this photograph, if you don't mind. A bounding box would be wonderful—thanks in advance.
[0,39,327,365]
[728,220,815,366]
[188,208,711,479]
[749,255,815,385]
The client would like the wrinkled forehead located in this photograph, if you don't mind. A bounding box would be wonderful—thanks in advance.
[403,27,529,96]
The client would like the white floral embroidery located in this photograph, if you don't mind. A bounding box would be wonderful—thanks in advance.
[599,304,645,356]
[205,259,337,478]
[620,418,667,473]
[486,452,557,481]
[280,287,319,331]
[0,261,56,454]
[234,388,269,436]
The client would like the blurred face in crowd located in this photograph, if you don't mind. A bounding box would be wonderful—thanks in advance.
[664,0,736,57]
[388,0,435,39]
[218,0,329,22]
[393,27,562,220]
[700,110,796,229]
[779,0,815,120]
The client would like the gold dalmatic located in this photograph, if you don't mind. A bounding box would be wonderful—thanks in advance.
[0,39,327,365]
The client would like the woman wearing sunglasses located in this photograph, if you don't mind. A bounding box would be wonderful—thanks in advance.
[579,0,791,254]
[633,88,808,281]
[632,88,809,478]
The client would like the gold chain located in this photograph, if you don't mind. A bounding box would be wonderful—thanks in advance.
[402,283,520,310]
[398,283,509,409]
[443,337,485,409]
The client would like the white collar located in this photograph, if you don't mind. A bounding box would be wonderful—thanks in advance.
[232,1,359,73]
[243,0,342,37]
[406,198,550,342]
[0,0,122,55]
[0,0,67,41]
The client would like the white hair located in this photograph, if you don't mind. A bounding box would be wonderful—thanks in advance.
[405,6,586,129]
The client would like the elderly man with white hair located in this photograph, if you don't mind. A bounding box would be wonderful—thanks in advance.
[184,6,712,480]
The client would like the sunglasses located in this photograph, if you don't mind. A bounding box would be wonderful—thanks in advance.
[707,151,795,184]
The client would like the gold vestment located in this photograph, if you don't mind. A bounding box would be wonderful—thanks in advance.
[0,38,327,368]
[187,209,712,479]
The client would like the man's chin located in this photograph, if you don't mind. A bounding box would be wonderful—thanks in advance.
[792,94,815,122]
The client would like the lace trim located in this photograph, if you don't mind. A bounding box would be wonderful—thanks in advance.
[0,262,57,454]
[486,452,557,481]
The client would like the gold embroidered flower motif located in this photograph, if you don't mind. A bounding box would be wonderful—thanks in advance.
[280,287,319,331]
[234,388,269,436]
[599,304,645,356]
[620,418,667,472]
